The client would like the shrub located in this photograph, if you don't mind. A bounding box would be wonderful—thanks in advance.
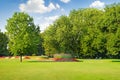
[32,54,36,56]
[54,54,63,59]
[40,55,48,59]
[62,54,72,58]
[54,54,72,58]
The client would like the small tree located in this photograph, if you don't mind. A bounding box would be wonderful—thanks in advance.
[6,12,40,62]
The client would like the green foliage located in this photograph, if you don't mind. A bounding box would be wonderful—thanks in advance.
[0,31,8,56]
[42,3,120,58]
[100,3,120,56]
[38,33,45,55]
[6,12,40,57]
[42,25,59,55]
[39,55,48,59]
[54,54,72,59]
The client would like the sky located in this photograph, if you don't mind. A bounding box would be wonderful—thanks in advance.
[0,0,120,32]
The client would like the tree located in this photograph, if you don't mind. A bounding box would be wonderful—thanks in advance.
[54,16,73,54]
[43,16,73,56]
[43,25,59,56]
[36,33,45,56]
[42,3,120,59]
[99,3,120,57]
[6,12,40,62]
[69,8,104,58]
[0,30,8,56]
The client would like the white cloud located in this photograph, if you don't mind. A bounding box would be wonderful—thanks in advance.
[19,0,60,13]
[90,0,105,9]
[34,15,60,32]
[60,0,71,3]
[44,15,59,22]
[56,4,60,9]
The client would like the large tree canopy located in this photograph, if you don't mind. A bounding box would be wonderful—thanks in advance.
[6,12,40,62]
[42,3,120,58]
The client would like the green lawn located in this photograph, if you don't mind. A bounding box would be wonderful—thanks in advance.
[0,59,120,80]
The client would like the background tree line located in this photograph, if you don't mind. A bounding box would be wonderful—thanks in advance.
[0,3,120,59]
[42,3,120,59]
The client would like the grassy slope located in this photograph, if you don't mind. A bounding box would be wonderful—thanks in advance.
[0,59,120,80]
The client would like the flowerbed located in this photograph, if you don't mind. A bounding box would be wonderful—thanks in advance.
[53,54,79,62]
[53,58,78,62]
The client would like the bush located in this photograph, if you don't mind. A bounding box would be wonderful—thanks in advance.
[54,54,72,59]
[54,54,62,59]
[32,54,36,56]
[62,54,72,58]
[40,55,48,59]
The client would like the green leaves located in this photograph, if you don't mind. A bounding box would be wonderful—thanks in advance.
[42,3,120,58]
[6,12,40,56]
[0,31,8,56]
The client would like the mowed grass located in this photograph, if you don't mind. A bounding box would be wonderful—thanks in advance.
[0,59,120,80]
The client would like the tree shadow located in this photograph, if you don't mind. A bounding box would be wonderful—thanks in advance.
[27,60,54,63]
[27,60,83,63]
[112,60,120,62]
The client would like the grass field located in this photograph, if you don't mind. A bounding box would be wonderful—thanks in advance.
[0,59,120,80]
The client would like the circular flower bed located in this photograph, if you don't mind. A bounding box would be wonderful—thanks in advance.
[53,54,79,62]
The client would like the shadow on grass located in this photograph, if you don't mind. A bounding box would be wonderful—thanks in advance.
[27,61,54,63]
[112,60,120,62]
[27,60,83,63]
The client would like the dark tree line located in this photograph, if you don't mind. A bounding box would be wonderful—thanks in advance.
[0,31,8,56]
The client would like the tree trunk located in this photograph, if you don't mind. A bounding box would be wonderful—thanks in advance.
[20,54,22,62]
